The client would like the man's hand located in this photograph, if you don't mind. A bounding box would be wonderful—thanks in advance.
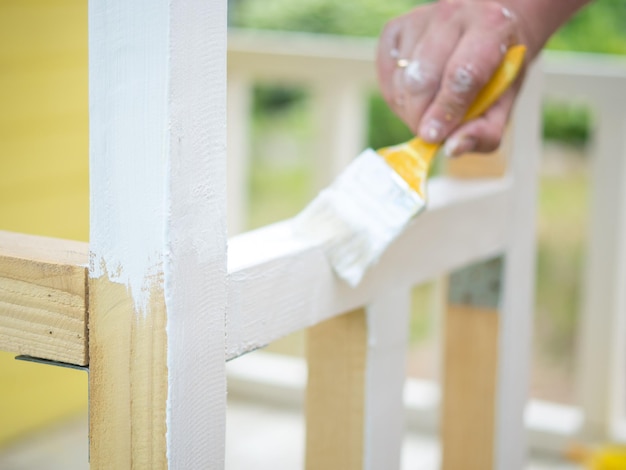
[377,0,531,157]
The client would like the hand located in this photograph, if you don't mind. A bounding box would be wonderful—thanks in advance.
[377,0,531,157]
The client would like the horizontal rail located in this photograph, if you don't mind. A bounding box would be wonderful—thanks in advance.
[226,176,512,359]
[228,29,376,83]
[0,230,89,365]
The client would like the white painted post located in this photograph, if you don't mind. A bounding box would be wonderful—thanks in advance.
[363,289,411,470]
[88,0,227,467]
[227,73,253,235]
[311,79,368,189]
[494,61,542,468]
[577,95,626,441]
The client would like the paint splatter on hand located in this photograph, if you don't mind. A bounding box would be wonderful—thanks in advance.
[376,0,531,157]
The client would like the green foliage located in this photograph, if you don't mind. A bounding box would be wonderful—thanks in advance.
[542,101,591,145]
[547,0,626,55]
[367,93,413,149]
[235,0,626,147]
[232,0,423,36]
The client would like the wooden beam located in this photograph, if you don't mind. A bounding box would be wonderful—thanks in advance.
[441,114,509,470]
[0,230,88,365]
[88,0,228,467]
[441,257,503,470]
[227,176,512,360]
[305,308,367,470]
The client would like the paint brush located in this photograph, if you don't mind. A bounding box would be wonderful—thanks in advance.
[292,45,526,286]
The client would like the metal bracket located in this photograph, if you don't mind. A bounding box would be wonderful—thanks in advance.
[448,256,504,310]
[15,355,89,372]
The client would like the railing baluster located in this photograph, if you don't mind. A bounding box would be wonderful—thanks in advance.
[363,289,411,470]
[577,95,626,441]
[305,308,367,470]
[311,79,368,189]
[227,73,253,235]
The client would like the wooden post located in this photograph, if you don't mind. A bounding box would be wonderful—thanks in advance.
[305,290,411,470]
[88,0,227,468]
[363,290,411,470]
[441,63,541,469]
[305,309,367,470]
[312,79,367,189]
[0,231,88,365]
[577,95,626,441]
[441,258,503,470]
[227,73,253,235]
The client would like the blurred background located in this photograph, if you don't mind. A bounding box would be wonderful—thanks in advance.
[1,0,625,468]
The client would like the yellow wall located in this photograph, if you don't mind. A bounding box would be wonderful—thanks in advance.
[0,0,89,444]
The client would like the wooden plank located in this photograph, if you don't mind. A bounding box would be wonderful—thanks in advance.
[227,176,511,360]
[493,62,541,469]
[363,289,411,469]
[89,275,167,469]
[441,258,503,470]
[576,95,626,440]
[0,230,88,365]
[444,129,510,179]
[88,0,228,467]
[305,308,367,470]
[441,64,541,470]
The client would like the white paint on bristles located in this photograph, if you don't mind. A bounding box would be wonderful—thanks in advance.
[292,149,425,286]
[227,176,512,359]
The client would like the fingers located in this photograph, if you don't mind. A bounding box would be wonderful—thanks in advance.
[443,84,519,157]
[396,20,461,135]
[375,0,526,154]
[419,3,519,143]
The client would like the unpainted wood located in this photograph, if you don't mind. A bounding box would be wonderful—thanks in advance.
[441,304,499,470]
[89,272,167,469]
[441,133,509,469]
[445,127,511,179]
[0,230,88,365]
[305,308,367,470]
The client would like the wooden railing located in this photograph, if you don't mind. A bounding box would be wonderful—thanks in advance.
[226,29,626,458]
[4,17,624,470]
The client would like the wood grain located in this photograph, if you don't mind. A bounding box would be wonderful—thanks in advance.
[441,123,509,469]
[441,304,499,470]
[89,273,167,469]
[445,127,511,179]
[305,308,367,470]
[0,230,88,365]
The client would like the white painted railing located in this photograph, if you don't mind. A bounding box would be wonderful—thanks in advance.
[226,28,540,468]
[543,51,626,444]
[226,28,626,458]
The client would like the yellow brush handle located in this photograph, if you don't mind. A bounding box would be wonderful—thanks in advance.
[379,45,526,196]
[463,44,526,122]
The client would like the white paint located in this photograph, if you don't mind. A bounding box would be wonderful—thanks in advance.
[494,61,542,469]
[227,74,253,235]
[165,0,228,468]
[576,88,626,441]
[451,65,475,94]
[227,176,512,359]
[226,351,586,455]
[542,50,626,442]
[311,79,368,189]
[89,0,170,314]
[363,289,411,470]
[292,149,425,286]
[90,0,227,466]
[404,60,434,93]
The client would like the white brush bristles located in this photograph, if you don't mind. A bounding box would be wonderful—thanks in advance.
[292,149,426,286]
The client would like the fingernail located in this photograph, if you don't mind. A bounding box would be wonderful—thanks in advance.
[444,135,476,158]
[421,119,443,142]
